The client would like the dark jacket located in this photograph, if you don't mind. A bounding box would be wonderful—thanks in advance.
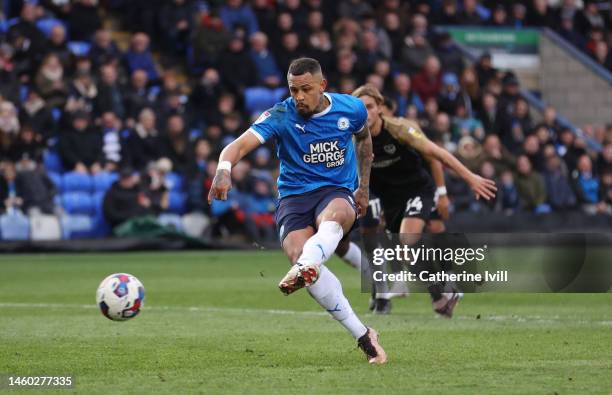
[58,127,103,170]
[103,181,151,227]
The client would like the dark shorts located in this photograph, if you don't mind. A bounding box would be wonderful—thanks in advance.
[275,186,359,244]
[377,183,436,233]
[360,191,383,228]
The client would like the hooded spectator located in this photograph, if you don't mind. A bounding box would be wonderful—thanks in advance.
[58,111,103,173]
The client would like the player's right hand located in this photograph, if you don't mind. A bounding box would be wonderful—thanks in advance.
[207,169,232,203]
[468,174,497,201]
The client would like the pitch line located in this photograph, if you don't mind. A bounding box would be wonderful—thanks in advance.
[0,302,611,325]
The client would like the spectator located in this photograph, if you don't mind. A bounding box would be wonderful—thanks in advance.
[0,100,21,158]
[516,155,548,212]
[572,154,601,213]
[276,32,305,75]
[123,33,159,82]
[458,0,483,25]
[526,0,556,28]
[159,0,194,55]
[7,3,47,73]
[436,0,461,25]
[95,63,125,119]
[452,102,485,143]
[437,72,461,115]
[218,36,256,93]
[89,30,122,68]
[456,136,484,173]
[100,112,123,172]
[103,167,152,228]
[65,71,98,116]
[46,24,71,69]
[597,169,612,215]
[68,0,102,41]
[160,115,190,173]
[476,160,499,211]
[596,143,612,176]
[399,31,435,75]
[544,155,577,210]
[392,73,424,117]
[478,91,501,135]
[574,0,605,37]
[122,108,161,171]
[249,32,282,87]
[58,111,103,173]
[435,32,464,78]
[244,176,276,242]
[35,53,68,110]
[142,158,171,215]
[0,161,24,214]
[191,5,231,71]
[593,41,612,71]
[14,158,57,215]
[474,52,498,88]
[499,170,520,214]
[355,30,387,74]
[488,4,509,27]
[482,134,516,175]
[523,135,545,172]
[10,125,44,164]
[19,89,55,141]
[412,55,443,102]
[124,69,156,124]
[220,0,260,36]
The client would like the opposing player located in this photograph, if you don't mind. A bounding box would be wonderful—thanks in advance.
[208,58,386,364]
[336,84,496,316]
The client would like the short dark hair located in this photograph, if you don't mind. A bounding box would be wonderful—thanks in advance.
[287,57,322,77]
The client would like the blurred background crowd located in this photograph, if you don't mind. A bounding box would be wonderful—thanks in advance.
[0,0,611,242]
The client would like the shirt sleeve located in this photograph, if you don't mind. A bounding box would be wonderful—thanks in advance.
[248,109,279,144]
[350,98,368,134]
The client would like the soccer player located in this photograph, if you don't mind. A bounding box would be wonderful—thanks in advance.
[336,84,497,316]
[208,58,386,364]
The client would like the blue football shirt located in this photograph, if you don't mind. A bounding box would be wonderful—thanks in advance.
[248,93,368,198]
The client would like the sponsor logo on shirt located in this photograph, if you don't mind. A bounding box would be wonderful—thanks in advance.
[302,140,346,168]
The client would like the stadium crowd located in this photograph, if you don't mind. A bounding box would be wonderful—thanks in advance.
[0,0,611,240]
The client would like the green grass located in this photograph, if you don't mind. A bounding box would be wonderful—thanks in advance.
[1,251,611,394]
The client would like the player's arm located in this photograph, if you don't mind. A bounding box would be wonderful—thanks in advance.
[424,154,449,220]
[207,131,261,203]
[384,116,497,201]
[353,123,373,217]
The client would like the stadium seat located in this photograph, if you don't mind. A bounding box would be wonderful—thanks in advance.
[168,191,187,214]
[61,214,94,239]
[90,212,111,238]
[165,172,184,191]
[0,212,30,241]
[92,191,106,216]
[93,171,118,193]
[30,214,62,241]
[36,18,67,37]
[182,212,210,237]
[244,87,277,114]
[43,150,64,174]
[158,213,184,231]
[62,192,95,215]
[62,172,93,193]
[48,172,63,192]
[67,41,91,57]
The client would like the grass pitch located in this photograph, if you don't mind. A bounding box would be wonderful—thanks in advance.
[1,251,611,394]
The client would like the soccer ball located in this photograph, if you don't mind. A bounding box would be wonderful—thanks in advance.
[96,273,145,321]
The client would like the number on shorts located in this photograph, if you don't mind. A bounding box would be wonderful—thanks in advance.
[405,196,423,215]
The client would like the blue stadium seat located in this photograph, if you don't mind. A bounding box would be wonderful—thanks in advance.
[62,172,93,193]
[168,191,187,214]
[61,214,94,239]
[244,87,277,114]
[43,150,64,173]
[0,212,30,240]
[165,172,184,191]
[158,213,184,231]
[62,192,95,215]
[92,191,106,216]
[93,171,118,193]
[48,172,63,192]
[36,17,67,37]
[68,41,91,57]
[90,212,111,238]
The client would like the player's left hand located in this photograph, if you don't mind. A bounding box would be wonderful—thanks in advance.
[469,175,497,201]
[353,187,369,218]
[436,194,450,220]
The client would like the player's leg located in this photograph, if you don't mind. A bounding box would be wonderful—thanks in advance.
[280,196,355,294]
